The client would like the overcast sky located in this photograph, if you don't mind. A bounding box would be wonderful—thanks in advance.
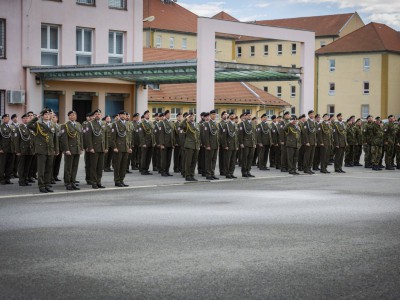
[178,0,400,30]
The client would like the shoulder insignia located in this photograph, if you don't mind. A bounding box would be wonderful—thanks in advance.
[15,133,18,137]
[223,129,226,132]
[204,127,207,131]
[112,129,114,132]
[240,127,243,130]
[139,128,142,131]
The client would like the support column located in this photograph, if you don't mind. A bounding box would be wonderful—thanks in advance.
[25,69,43,113]
[300,40,315,114]
[136,84,148,115]
[133,0,143,63]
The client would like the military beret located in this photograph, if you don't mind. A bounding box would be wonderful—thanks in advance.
[228,112,235,116]
[336,113,342,117]
[200,112,205,117]
[141,115,144,119]
[271,115,276,120]
[101,117,106,121]
[210,109,217,114]
[21,113,28,118]
[277,115,282,118]
[356,118,361,122]
[252,117,257,121]
[176,112,182,117]
[40,108,51,115]
[133,113,140,117]
[323,113,329,118]
[203,112,210,117]
[329,115,335,119]
[239,114,244,118]
[398,117,400,122]
[187,112,194,117]
[153,113,159,117]
[125,112,130,116]
[315,114,320,118]
[350,115,355,119]
[118,110,126,115]
[221,111,227,117]
[144,110,150,115]
[261,113,267,118]
[367,115,373,119]
[290,115,297,120]
[89,111,95,117]
[67,110,76,116]
[242,112,248,116]
[86,112,92,117]
[164,110,170,115]
[158,113,164,117]
[308,110,314,115]
[388,115,394,119]
[11,114,17,119]
[283,111,290,116]
[346,118,352,122]
[2,114,9,119]
[183,112,189,118]
[234,116,239,120]
[27,111,33,115]
[375,116,381,120]
[93,109,102,114]
[299,114,306,119]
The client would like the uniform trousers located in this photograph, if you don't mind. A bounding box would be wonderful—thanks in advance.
[113,151,129,183]
[224,149,237,176]
[205,148,218,176]
[63,154,80,185]
[258,145,270,169]
[36,154,54,189]
[303,145,315,171]
[18,154,33,184]
[287,147,299,173]
[0,152,14,182]
[140,146,153,172]
[319,145,330,172]
[89,152,104,185]
[334,147,345,170]
[185,148,199,179]
[161,147,173,174]
[241,146,255,175]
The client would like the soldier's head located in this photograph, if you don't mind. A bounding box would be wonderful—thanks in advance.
[356,118,362,126]
[176,112,182,121]
[21,114,29,124]
[40,109,51,121]
[283,111,290,120]
[126,113,130,120]
[375,116,381,124]
[252,117,258,124]
[132,113,139,122]
[299,114,306,122]
[11,114,18,124]
[144,110,150,120]
[240,113,246,121]
[159,113,165,121]
[187,112,195,122]
[93,109,102,121]
[154,113,159,121]
[1,114,10,124]
[323,113,329,122]
[200,112,206,121]
[346,118,353,125]
[52,114,58,123]
[204,112,210,122]
[27,111,34,120]
[118,110,127,121]
[261,113,267,122]
[367,115,373,123]
[229,112,235,121]
[388,115,394,122]
[336,113,343,122]
[221,111,227,121]
[271,115,277,123]
[164,110,170,120]
[315,114,321,122]
[290,116,297,125]
[67,111,77,122]
[210,110,217,121]
[246,113,252,121]
[308,110,315,120]
[105,115,112,123]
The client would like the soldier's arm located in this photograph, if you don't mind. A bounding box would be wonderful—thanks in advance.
[14,126,21,154]
[27,116,38,131]
[158,123,165,146]
[86,123,93,150]
[301,124,309,144]
[110,123,117,150]
[59,124,69,153]
[203,123,211,148]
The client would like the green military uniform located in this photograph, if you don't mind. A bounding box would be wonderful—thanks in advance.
[284,122,301,174]
[27,116,59,192]
[15,122,34,185]
[9,121,19,178]
[239,119,256,177]
[353,124,363,166]
[218,120,228,175]
[103,121,113,172]
[345,123,357,166]
[256,120,271,170]
[301,118,317,173]
[362,121,373,168]
[0,121,15,184]
[111,119,132,186]
[332,121,347,172]
[279,118,290,171]
[152,120,161,172]
[86,119,108,188]
[125,120,134,173]
[297,120,305,171]
[396,123,400,169]
[131,119,141,170]
[203,119,219,179]
[369,122,384,170]
[180,118,200,181]
[173,120,182,173]
[270,120,280,168]
[221,120,238,178]
[159,118,175,176]
[178,121,186,177]
[317,121,333,173]
[60,120,83,190]
[383,121,396,169]
[198,119,206,176]
[139,119,155,174]
[82,120,92,183]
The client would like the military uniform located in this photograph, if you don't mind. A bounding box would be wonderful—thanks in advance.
[297,120,305,171]
[52,122,63,182]
[131,119,141,170]
[396,123,400,169]
[203,119,219,179]
[345,123,356,167]
[301,118,317,173]
[15,122,34,185]
[60,120,83,189]
[256,121,272,170]
[218,120,228,175]
[27,116,59,192]
[111,119,131,186]
[238,119,256,177]
[86,119,108,188]
[198,119,206,176]
[278,118,290,171]
[82,120,92,183]
[9,121,19,178]
[180,118,200,181]
[173,120,182,173]
[362,121,373,168]
[159,118,175,176]
[369,122,384,170]
[332,121,347,172]
[353,124,363,166]
[152,120,161,172]
[270,120,280,168]
[139,119,155,174]
[0,121,15,184]
[103,121,113,172]
[317,121,333,173]
[284,122,301,174]
[221,120,238,178]
[383,121,396,169]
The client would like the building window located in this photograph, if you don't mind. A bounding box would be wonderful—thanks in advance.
[226,108,236,114]
[290,86,296,98]
[152,107,163,115]
[266,109,274,119]
[76,27,93,65]
[155,35,162,48]
[250,46,255,57]
[329,83,335,96]
[242,109,252,114]
[237,46,242,58]
[327,105,335,117]
[41,24,59,66]
[108,31,124,64]
[169,37,174,49]
[148,83,160,90]
[108,0,126,9]
[182,38,187,50]
[363,82,370,95]
[361,105,369,119]
[76,0,95,5]
[291,64,296,68]
[0,19,5,59]
[170,107,181,120]
[291,43,297,54]
[363,58,370,71]
[189,107,196,114]
[277,44,283,55]
[276,86,282,98]
[329,59,335,72]
[291,107,296,115]
[320,41,326,47]
[0,90,5,115]
[263,86,268,92]
[264,45,268,56]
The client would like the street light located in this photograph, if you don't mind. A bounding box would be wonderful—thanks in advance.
[143,16,155,22]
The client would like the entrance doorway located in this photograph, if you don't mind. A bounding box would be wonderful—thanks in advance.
[106,94,125,117]
[73,93,93,123]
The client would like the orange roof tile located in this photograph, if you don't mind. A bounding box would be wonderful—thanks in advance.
[316,22,400,55]
[212,11,239,22]
[149,82,291,107]
[143,0,198,34]
[144,48,197,62]
[256,13,356,37]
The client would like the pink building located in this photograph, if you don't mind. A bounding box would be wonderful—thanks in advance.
[0,0,143,122]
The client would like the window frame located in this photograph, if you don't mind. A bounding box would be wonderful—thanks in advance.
[250,45,255,57]
[226,108,236,114]
[76,27,93,65]
[329,82,335,96]
[76,0,95,6]
[0,19,6,59]
[155,35,162,48]
[276,86,282,98]
[169,36,175,49]
[290,85,296,98]
[363,81,370,95]
[152,107,164,115]
[170,107,182,120]
[41,23,59,66]
[108,30,124,64]
[277,44,283,55]
[108,0,127,10]
[291,107,296,115]
[327,105,335,117]
[263,45,269,56]
[0,90,5,115]
[242,109,252,115]
[237,46,242,58]
[263,86,268,92]
[361,104,369,119]
[329,59,335,72]
[266,109,274,119]
[291,43,297,55]
[363,57,370,71]
[182,38,187,50]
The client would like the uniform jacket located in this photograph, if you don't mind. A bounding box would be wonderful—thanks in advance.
[139,120,155,147]
[111,120,132,152]
[270,122,280,145]
[301,118,317,146]
[238,120,256,147]
[27,117,59,155]
[332,121,347,148]
[383,122,396,144]
[180,119,200,150]
[203,120,219,150]
[86,120,108,152]
[0,123,13,153]
[278,119,290,143]
[218,120,227,146]
[346,124,357,146]
[369,123,384,146]
[256,121,272,146]
[354,125,363,145]
[158,119,175,147]
[60,121,83,155]
[284,123,301,149]
[132,121,141,147]
[14,123,34,155]
[221,121,238,150]
[316,122,333,147]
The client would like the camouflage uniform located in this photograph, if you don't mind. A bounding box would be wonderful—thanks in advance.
[383,121,396,169]
[362,121,373,167]
[369,123,383,168]
[345,123,356,166]
[353,124,363,165]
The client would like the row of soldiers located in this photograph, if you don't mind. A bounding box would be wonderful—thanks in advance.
[1,108,399,192]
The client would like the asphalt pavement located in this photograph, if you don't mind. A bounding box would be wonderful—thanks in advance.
[1,160,400,299]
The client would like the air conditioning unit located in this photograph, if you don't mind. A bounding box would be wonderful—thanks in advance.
[7,90,26,104]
